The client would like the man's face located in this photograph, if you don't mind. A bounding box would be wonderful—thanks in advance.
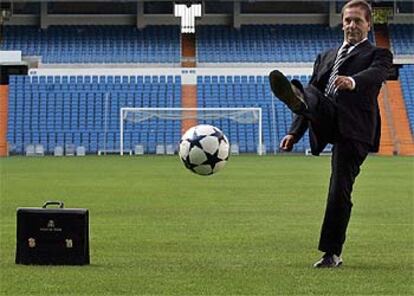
[342,6,371,44]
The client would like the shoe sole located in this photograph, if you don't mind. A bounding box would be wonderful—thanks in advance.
[269,70,303,112]
[313,261,343,268]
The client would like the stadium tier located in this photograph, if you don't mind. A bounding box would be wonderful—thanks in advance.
[2,24,380,64]
[197,25,374,63]
[6,24,412,67]
[0,25,181,63]
[197,75,311,153]
[7,75,182,154]
[389,24,414,56]
[8,74,314,155]
[400,65,414,133]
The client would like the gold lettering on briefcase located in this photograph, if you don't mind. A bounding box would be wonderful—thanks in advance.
[65,239,73,248]
[47,220,55,228]
[28,238,36,248]
[40,219,62,232]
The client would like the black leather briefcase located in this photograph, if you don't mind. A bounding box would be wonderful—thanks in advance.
[15,201,90,265]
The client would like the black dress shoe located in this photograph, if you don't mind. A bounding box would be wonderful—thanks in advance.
[291,79,305,95]
[269,70,308,113]
[313,254,343,268]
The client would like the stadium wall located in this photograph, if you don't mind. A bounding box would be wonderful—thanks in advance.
[29,67,314,85]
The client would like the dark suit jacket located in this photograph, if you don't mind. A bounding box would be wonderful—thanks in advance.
[289,40,393,155]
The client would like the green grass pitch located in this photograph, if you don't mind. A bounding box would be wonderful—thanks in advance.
[0,155,413,295]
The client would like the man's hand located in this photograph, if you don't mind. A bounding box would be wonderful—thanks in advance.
[334,75,355,91]
[280,134,295,152]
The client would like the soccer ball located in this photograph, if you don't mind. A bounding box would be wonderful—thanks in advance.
[179,124,230,176]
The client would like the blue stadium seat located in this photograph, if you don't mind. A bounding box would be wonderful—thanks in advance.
[1,25,181,64]
[197,25,374,63]
[7,75,182,154]
[400,65,414,133]
[197,75,311,153]
[389,24,414,56]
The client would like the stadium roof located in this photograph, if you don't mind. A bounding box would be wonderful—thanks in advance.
[3,0,410,2]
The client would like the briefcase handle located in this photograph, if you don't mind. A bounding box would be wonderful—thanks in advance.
[42,201,65,209]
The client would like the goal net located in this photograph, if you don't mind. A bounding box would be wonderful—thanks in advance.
[120,107,263,155]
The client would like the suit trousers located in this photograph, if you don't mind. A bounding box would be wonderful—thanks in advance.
[300,85,371,255]
[318,139,370,255]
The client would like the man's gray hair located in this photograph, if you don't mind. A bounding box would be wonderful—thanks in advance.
[341,0,372,24]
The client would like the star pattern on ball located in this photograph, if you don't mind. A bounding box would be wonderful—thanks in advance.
[179,125,230,176]
[189,135,207,151]
[202,150,222,170]
[212,128,224,139]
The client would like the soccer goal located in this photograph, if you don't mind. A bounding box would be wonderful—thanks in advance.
[120,107,263,155]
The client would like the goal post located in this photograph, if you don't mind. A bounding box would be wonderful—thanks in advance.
[120,107,263,155]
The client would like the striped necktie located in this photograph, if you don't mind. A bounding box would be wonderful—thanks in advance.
[324,43,352,97]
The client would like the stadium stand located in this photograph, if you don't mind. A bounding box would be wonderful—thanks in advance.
[1,24,381,64]
[7,74,314,155]
[7,75,182,154]
[0,25,181,64]
[197,75,311,153]
[400,65,414,133]
[197,25,374,63]
[1,8,411,156]
[389,24,414,56]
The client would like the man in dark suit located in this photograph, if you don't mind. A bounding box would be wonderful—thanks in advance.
[269,0,393,268]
